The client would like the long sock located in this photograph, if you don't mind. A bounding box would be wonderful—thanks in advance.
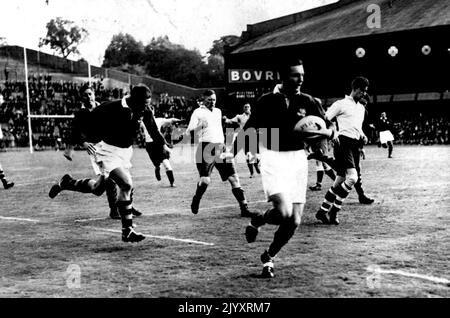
[325,169,336,181]
[316,170,324,184]
[319,187,338,212]
[195,182,208,199]
[166,170,175,185]
[254,162,261,174]
[63,178,94,193]
[332,182,352,212]
[105,179,118,209]
[388,142,393,157]
[354,178,364,197]
[117,200,133,229]
[247,163,254,175]
[253,208,283,226]
[231,187,247,205]
[267,221,298,257]
[0,169,8,187]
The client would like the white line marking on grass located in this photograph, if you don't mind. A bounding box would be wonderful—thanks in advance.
[74,200,269,221]
[367,265,450,286]
[9,167,46,172]
[74,217,107,223]
[85,226,215,246]
[0,216,40,223]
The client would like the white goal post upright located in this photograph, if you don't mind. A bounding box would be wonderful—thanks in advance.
[23,47,34,154]
[23,47,75,154]
[88,62,92,86]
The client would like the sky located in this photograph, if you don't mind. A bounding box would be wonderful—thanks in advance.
[0,0,337,66]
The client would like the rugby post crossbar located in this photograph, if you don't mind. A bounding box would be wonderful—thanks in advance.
[22,47,92,154]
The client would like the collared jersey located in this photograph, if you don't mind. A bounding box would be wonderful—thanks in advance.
[70,102,101,145]
[187,106,224,143]
[242,86,326,152]
[92,97,165,148]
[377,117,393,132]
[325,96,366,140]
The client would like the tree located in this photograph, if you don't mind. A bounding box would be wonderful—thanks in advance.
[143,36,206,87]
[102,33,145,68]
[207,35,240,57]
[39,17,88,58]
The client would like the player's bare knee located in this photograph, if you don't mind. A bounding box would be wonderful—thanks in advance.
[228,174,240,187]
[200,177,211,186]
[346,169,358,187]
[277,204,292,219]
[291,216,301,228]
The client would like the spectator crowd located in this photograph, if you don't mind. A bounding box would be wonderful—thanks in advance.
[1,76,448,150]
[0,75,197,150]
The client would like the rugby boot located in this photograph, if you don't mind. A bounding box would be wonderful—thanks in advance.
[260,250,275,278]
[122,227,145,243]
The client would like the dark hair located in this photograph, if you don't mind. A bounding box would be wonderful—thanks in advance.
[131,84,152,100]
[203,89,215,97]
[351,76,370,91]
[279,58,303,77]
[80,84,94,95]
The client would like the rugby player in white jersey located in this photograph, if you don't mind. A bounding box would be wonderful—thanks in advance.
[140,110,180,187]
[224,103,261,178]
[186,89,251,218]
[316,77,371,225]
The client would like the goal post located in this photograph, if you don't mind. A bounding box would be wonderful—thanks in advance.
[21,47,91,153]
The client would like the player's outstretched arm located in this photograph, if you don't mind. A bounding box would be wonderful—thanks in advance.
[143,110,167,147]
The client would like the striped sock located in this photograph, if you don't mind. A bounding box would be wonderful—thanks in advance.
[319,187,337,212]
[332,182,353,211]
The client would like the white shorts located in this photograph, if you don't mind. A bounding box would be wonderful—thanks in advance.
[380,130,394,144]
[260,148,308,204]
[94,141,133,177]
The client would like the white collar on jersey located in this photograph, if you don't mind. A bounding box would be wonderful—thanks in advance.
[273,84,300,96]
[121,96,130,108]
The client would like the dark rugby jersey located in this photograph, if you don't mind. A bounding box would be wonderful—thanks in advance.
[91,98,166,149]
[377,118,393,131]
[70,107,100,145]
[241,90,326,152]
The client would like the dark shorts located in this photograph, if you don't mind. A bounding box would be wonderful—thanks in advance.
[145,142,170,167]
[196,142,237,181]
[333,136,361,177]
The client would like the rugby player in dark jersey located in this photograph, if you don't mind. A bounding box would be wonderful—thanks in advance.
[233,59,336,278]
[49,85,142,219]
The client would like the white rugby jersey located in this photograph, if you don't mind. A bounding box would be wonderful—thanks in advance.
[186,106,224,143]
[141,118,173,143]
[231,113,250,130]
[326,95,366,140]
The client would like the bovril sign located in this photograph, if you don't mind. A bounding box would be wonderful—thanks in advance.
[228,69,281,83]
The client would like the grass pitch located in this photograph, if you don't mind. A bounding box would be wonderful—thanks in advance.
[0,145,449,298]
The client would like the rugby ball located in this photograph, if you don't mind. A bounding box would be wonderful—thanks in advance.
[294,115,327,140]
